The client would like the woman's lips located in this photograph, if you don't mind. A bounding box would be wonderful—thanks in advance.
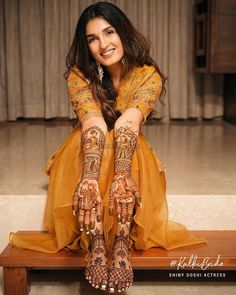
[101,48,115,57]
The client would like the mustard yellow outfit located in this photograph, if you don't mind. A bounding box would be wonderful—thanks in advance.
[9,64,207,254]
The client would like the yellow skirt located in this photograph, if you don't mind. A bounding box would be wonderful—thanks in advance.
[9,127,207,254]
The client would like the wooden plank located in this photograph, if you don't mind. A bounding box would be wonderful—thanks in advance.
[0,230,236,270]
[3,267,29,295]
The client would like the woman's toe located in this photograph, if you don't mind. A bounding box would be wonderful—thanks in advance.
[117,281,122,292]
[95,277,100,285]
[108,281,116,293]
[121,281,126,289]
[91,276,96,287]
[101,279,108,290]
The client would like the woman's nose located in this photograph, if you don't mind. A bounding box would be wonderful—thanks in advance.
[99,37,108,49]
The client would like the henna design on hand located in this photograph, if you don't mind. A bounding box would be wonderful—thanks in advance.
[109,175,141,223]
[74,179,103,233]
[72,126,105,232]
[109,121,141,222]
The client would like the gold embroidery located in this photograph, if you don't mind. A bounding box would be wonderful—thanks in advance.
[67,65,163,123]
[67,67,102,122]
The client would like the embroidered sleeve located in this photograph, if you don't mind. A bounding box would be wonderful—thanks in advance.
[127,70,163,123]
[67,66,103,122]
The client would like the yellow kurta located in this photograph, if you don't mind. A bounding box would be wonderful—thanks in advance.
[9,64,208,254]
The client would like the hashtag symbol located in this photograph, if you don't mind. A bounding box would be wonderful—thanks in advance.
[170,260,176,267]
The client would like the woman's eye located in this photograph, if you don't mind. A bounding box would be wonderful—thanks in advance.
[88,37,95,44]
[88,30,114,43]
[107,30,114,35]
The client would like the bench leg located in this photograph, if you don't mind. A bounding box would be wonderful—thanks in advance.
[3,267,30,295]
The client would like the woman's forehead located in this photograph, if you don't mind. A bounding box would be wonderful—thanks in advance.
[86,18,113,35]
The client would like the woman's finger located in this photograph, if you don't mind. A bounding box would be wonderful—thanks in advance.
[121,200,127,224]
[78,209,85,231]
[109,192,115,216]
[96,201,103,223]
[116,198,122,223]
[127,196,134,222]
[78,194,84,209]
[84,209,90,234]
[94,188,102,222]
[134,189,141,207]
[90,207,96,230]
[94,188,102,204]
[72,192,79,215]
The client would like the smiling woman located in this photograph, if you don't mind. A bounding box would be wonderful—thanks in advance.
[86,19,124,75]
[9,1,208,293]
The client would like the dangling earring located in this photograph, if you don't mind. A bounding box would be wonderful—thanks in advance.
[121,57,125,64]
[96,61,104,82]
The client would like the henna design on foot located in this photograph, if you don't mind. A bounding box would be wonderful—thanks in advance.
[108,227,134,293]
[85,228,109,291]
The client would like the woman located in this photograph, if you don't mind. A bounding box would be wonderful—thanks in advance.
[10,1,207,293]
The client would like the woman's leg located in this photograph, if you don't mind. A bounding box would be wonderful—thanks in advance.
[108,222,133,293]
[85,217,109,291]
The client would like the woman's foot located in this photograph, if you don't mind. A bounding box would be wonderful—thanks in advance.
[108,226,134,293]
[85,228,109,291]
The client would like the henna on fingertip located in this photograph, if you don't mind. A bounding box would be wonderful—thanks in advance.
[96,202,103,223]
[84,210,90,233]
[72,192,79,215]
[78,208,85,231]
[127,214,132,223]
[78,222,84,232]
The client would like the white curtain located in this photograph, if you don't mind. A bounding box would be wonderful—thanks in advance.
[0,0,223,121]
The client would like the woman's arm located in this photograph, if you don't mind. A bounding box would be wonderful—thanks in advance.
[109,108,142,223]
[81,116,107,180]
[113,108,143,177]
[82,116,107,134]
[72,116,107,233]
[67,67,110,232]
[113,67,163,178]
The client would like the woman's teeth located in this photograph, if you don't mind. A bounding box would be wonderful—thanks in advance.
[101,49,115,57]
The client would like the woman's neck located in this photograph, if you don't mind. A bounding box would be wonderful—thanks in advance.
[106,63,123,83]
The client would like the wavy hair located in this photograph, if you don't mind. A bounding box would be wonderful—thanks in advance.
[65,1,167,129]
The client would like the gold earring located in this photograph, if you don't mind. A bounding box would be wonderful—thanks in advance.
[121,57,125,64]
[96,61,104,82]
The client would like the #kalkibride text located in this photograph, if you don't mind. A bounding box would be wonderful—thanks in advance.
[170,254,223,270]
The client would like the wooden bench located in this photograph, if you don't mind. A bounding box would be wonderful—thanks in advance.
[1,230,236,295]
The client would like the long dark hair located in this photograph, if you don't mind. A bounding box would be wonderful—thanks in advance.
[65,1,166,129]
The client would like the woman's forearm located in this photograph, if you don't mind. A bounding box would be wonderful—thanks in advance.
[114,108,143,177]
[82,116,108,134]
[81,117,107,180]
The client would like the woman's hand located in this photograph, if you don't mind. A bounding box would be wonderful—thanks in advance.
[72,178,103,234]
[109,174,141,224]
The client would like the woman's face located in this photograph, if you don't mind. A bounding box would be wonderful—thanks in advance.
[86,17,124,69]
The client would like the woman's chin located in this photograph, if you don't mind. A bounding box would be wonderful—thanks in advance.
[102,59,122,68]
